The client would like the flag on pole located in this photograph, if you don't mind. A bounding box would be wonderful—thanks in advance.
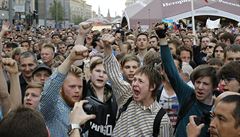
[204,0,208,3]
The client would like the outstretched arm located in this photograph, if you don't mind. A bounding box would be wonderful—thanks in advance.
[156,23,194,104]
[2,58,21,110]
[0,21,10,39]
[101,34,132,106]
[39,44,88,119]
[75,22,92,45]
[0,60,11,116]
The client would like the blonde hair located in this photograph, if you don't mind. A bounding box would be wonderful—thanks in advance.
[26,82,43,90]
[69,65,84,79]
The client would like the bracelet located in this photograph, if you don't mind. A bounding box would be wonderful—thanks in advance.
[67,123,82,136]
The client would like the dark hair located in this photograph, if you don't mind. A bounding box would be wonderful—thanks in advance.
[207,58,223,67]
[172,54,182,70]
[176,46,193,59]
[218,61,240,84]
[134,65,162,97]
[0,107,48,137]
[190,65,218,88]
[150,35,159,41]
[136,32,149,41]
[224,45,240,59]
[20,40,30,45]
[219,95,240,128]
[212,42,227,58]
[6,42,19,49]
[51,33,60,38]
[219,32,235,44]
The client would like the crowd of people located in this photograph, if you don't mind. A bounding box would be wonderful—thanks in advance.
[0,19,239,137]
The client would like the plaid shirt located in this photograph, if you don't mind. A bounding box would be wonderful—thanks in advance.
[39,70,70,137]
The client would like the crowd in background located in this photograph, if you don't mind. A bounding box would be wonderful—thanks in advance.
[0,20,239,137]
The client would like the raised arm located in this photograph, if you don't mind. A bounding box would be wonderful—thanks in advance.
[0,60,11,116]
[2,58,21,110]
[39,44,88,119]
[156,23,194,104]
[0,21,10,39]
[101,34,132,106]
[0,21,10,57]
[75,22,93,45]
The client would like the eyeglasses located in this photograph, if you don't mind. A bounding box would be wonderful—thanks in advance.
[221,77,237,84]
[206,46,214,49]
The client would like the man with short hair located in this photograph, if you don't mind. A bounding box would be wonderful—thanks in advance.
[40,44,55,67]
[51,33,61,45]
[20,40,31,51]
[209,95,240,137]
[157,24,217,137]
[0,107,49,137]
[57,42,67,56]
[220,32,235,47]
[149,35,159,51]
[24,82,43,110]
[83,58,117,137]
[39,43,88,137]
[32,63,52,84]
[218,61,240,93]
[101,34,173,137]
[187,94,240,137]
[136,32,149,64]
[182,36,193,49]
[120,54,141,84]
[19,51,38,98]
[224,45,240,63]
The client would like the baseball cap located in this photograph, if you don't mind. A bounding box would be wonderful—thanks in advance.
[32,64,52,77]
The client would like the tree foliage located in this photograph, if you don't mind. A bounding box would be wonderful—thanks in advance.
[49,0,64,21]
[73,16,84,25]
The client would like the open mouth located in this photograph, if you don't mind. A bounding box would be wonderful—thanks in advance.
[132,88,140,98]
[128,74,134,78]
[25,102,32,106]
[196,91,204,98]
[73,96,80,100]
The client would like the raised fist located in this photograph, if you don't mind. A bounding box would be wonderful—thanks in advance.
[101,34,115,47]
[69,44,89,61]
[79,22,93,35]
[1,58,18,74]
[155,22,168,38]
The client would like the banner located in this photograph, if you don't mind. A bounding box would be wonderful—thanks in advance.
[206,18,221,29]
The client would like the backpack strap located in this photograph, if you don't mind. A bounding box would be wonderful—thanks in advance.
[116,96,133,121]
[174,93,196,134]
[156,84,164,102]
[152,107,166,137]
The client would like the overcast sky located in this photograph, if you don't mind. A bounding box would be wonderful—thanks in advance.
[86,0,126,17]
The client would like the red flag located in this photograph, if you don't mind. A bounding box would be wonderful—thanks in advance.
[205,0,208,3]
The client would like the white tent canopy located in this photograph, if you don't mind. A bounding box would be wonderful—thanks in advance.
[122,0,240,29]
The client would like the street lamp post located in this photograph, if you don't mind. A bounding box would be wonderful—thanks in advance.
[55,0,58,28]
[9,0,14,25]
[44,0,47,26]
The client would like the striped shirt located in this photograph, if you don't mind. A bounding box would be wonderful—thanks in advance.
[104,54,173,137]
